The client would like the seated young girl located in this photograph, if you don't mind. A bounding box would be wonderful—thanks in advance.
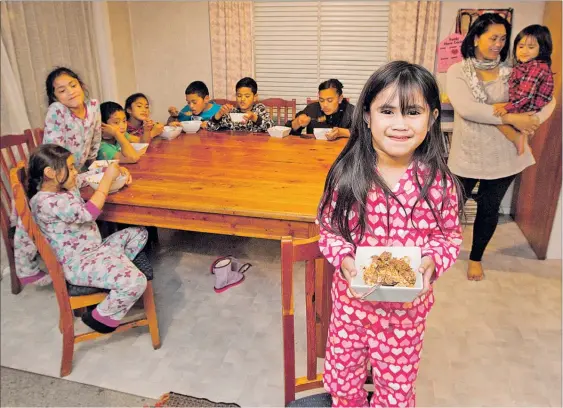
[27,144,147,333]
[206,77,274,132]
[43,67,101,171]
[98,102,141,163]
[286,79,355,140]
[125,93,164,141]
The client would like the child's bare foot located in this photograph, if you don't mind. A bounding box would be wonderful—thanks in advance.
[467,260,484,281]
[516,134,529,156]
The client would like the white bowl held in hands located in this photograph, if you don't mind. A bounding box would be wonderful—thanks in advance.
[88,160,119,171]
[267,126,291,138]
[160,126,182,140]
[313,128,331,140]
[351,246,423,303]
[229,113,246,123]
[180,121,202,133]
[86,172,127,194]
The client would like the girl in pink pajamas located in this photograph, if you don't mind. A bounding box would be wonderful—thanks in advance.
[318,61,463,407]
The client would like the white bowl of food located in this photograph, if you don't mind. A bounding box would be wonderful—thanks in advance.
[160,126,182,140]
[351,246,422,303]
[181,120,202,133]
[86,172,127,194]
[313,128,331,140]
[130,143,149,154]
[88,160,119,171]
[267,126,291,138]
[229,113,246,123]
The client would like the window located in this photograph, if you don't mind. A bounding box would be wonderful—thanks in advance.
[253,1,389,109]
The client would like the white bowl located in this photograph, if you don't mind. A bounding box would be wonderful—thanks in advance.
[229,113,246,123]
[181,120,202,133]
[267,126,291,138]
[313,128,330,140]
[351,246,422,303]
[131,143,149,153]
[86,172,127,194]
[88,160,119,171]
[160,126,182,140]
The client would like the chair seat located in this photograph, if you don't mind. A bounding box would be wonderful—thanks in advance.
[67,252,153,297]
[287,393,332,407]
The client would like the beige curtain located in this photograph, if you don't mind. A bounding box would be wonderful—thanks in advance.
[209,1,254,100]
[388,1,441,73]
[1,1,102,133]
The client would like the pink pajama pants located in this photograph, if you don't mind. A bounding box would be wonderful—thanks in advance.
[323,273,433,407]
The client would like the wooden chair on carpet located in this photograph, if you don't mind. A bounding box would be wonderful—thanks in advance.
[1,129,41,295]
[10,162,161,377]
[281,236,335,407]
[262,98,297,126]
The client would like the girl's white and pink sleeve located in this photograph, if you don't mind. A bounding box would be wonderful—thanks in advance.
[421,177,462,279]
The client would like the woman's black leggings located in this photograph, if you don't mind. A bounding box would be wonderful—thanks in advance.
[458,175,517,262]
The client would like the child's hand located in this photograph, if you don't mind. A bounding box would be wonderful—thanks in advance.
[297,114,311,128]
[119,166,133,185]
[493,103,508,117]
[243,112,258,123]
[201,121,208,129]
[143,119,155,132]
[215,104,234,120]
[153,122,164,135]
[104,162,121,182]
[168,106,179,117]
[417,256,436,298]
[325,127,340,141]
[340,256,363,299]
[101,123,121,138]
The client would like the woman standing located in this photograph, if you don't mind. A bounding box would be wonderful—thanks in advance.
[447,13,555,280]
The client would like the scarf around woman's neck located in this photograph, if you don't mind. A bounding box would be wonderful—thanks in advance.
[461,56,507,103]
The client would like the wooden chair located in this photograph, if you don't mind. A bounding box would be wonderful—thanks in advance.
[262,98,297,126]
[213,99,236,106]
[281,236,334,406]
[10,162,161,377]
[306,97,350,105]
[1,129,40,294]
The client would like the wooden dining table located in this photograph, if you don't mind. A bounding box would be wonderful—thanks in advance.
[83,129,346,353]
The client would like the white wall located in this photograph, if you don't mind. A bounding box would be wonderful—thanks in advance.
[125,1,213,123]
[437,2,546,215]
[546,191,562,259]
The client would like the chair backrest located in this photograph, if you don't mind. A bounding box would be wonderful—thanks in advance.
[306,97,351,105]
[10,162,72,315]
[0,130,38,246]
[213,99,236,106]
[261,98,297,126]
[281,235,334,405]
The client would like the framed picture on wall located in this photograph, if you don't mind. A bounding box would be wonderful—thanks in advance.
[456,8,514,36]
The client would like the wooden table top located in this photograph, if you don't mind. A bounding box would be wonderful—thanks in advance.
[95,131,346,223]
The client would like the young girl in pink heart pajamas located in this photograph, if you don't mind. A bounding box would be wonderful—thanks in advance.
[318,61,463,407]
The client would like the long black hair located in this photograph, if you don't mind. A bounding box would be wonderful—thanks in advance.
[460,13,512,62]
[27,144,72,199]
[318,61,463,244]
[513,24,553,66]
[45,67,88,105]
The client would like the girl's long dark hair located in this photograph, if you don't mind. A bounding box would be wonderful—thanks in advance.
[318,61,463,244]
[28,144,72,199]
